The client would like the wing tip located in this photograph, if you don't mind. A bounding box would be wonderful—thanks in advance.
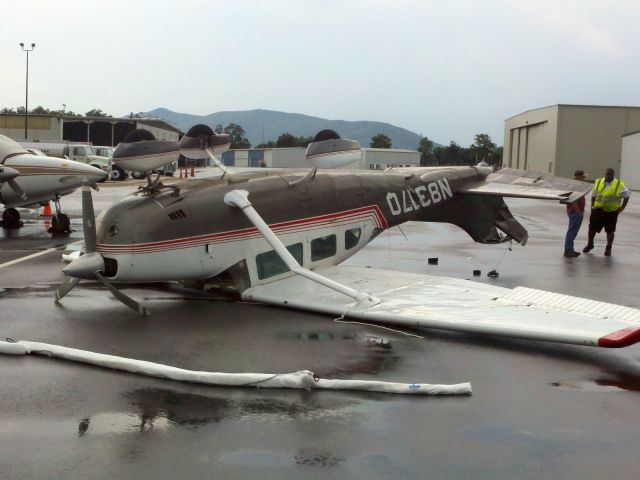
[598,326,640,348]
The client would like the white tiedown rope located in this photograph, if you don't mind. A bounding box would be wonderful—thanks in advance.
[0,340,471,396]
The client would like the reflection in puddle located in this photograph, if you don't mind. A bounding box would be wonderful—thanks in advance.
[78,387,357,437]
[77,412,174,436]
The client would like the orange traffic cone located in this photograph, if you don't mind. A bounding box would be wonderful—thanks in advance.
[190,165,195,177]
[42,202,52,216]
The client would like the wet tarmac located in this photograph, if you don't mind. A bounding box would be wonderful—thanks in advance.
[1,174,639,479]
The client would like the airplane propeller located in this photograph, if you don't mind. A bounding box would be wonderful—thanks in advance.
[54,185,149,315]
[0,165,27,200]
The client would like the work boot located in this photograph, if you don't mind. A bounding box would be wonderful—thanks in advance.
[583,243,594,253]
[604,245,612,256]
[564,251,580,258]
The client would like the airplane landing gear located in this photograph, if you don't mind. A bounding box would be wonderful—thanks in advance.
[1,208,23,229]
[48,198,71,235]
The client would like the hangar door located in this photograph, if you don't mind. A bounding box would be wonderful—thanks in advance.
[508,121,552,173]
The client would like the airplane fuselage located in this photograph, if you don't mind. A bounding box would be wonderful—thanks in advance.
[95,166,491,287]
[1,154,102,207]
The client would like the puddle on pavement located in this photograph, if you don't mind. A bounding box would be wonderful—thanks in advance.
[77,412,174,436]
[75,387,359,437]
[551,376,640,392]
[295,449,346,467]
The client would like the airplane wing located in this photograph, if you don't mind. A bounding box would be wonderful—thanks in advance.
[454,168,592,203]
[242,266,640,348]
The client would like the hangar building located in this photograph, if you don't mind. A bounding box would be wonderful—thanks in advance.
[0,114,180,146]
[503,105,640,179]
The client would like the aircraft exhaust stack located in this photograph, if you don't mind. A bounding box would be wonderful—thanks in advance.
[306,129,361,169]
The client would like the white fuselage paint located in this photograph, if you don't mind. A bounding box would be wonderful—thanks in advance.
[102,219,379,285]
[386,179,452,216]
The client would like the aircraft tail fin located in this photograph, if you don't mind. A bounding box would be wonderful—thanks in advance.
[416,193,529,245]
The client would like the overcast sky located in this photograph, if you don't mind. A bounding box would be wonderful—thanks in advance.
[1,0,638,146]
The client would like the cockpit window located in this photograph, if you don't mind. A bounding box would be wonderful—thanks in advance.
[256,243,303,280]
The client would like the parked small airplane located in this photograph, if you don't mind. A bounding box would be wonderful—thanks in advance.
[55,126,640,350]
[0,134,107,232]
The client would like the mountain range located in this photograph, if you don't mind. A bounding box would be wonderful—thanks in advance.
[143,108,428,150]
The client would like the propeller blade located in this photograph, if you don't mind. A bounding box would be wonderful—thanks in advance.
[54,276,81,301]
[7,179,27,201]
[95,272,150,316]
[82,185,97,252]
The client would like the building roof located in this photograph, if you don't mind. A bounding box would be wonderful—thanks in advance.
[506,104,640,121]
[363,148,418,154]
[622,129,640,138]
[0,113,181,134]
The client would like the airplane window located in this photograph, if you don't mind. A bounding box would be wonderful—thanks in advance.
[311,234,336,261]
[345,228,361,250]
[256,243,303,280]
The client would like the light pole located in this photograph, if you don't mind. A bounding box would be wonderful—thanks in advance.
[19,42,36,140]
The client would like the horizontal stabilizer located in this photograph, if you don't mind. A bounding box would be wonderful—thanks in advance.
[457,168,592,202]
[243,266,640,348]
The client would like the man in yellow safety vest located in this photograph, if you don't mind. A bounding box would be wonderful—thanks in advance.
[583,168,631,256]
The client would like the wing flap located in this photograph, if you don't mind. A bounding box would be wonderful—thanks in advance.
[242,266,640,348]
[457,168,592,202]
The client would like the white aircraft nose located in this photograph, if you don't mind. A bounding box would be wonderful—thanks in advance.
[58,159,108,184]
[79,162,109,182]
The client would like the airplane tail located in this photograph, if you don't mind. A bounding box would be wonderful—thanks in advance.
[416,193,529,245]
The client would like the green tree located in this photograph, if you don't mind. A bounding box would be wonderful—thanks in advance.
[85,108,111,117]
[214,124,224,134]
[1,107,17,114]
[30,105,51,114]
[434,141,471,165]
[417,136,434,166]
[469,133,497,164]
[370,133,392,148]
[224,123,251,149]
[274,133,314,148]
[256,141,277,148]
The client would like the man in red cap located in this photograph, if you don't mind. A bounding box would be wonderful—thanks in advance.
[564,170,588,257]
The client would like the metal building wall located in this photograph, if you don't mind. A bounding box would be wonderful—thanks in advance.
[361,149,419,169]
[135,122,179,141]
[621,131,640,190]
[556,106,640,178]
[0,115,62,142]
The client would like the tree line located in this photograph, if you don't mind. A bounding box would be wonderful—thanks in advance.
[371,132,502,167]
[1,106,111,117]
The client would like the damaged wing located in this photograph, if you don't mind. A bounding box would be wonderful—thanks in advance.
[457,168,592,204]
[243,266,640,349]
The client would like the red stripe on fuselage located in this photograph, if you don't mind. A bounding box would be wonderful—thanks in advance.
[96,205,388,254]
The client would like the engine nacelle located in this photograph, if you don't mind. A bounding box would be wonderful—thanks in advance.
[112,129,180,173]
[305,130,361,169]
[179,124,231,160]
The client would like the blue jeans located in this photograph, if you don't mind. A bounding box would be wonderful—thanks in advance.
[565,212,583,253]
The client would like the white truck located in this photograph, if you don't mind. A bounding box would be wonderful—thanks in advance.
[94,146,128,181]
[20,141,111,180]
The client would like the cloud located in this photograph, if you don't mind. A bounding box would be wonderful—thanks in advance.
[512,1,626,57]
